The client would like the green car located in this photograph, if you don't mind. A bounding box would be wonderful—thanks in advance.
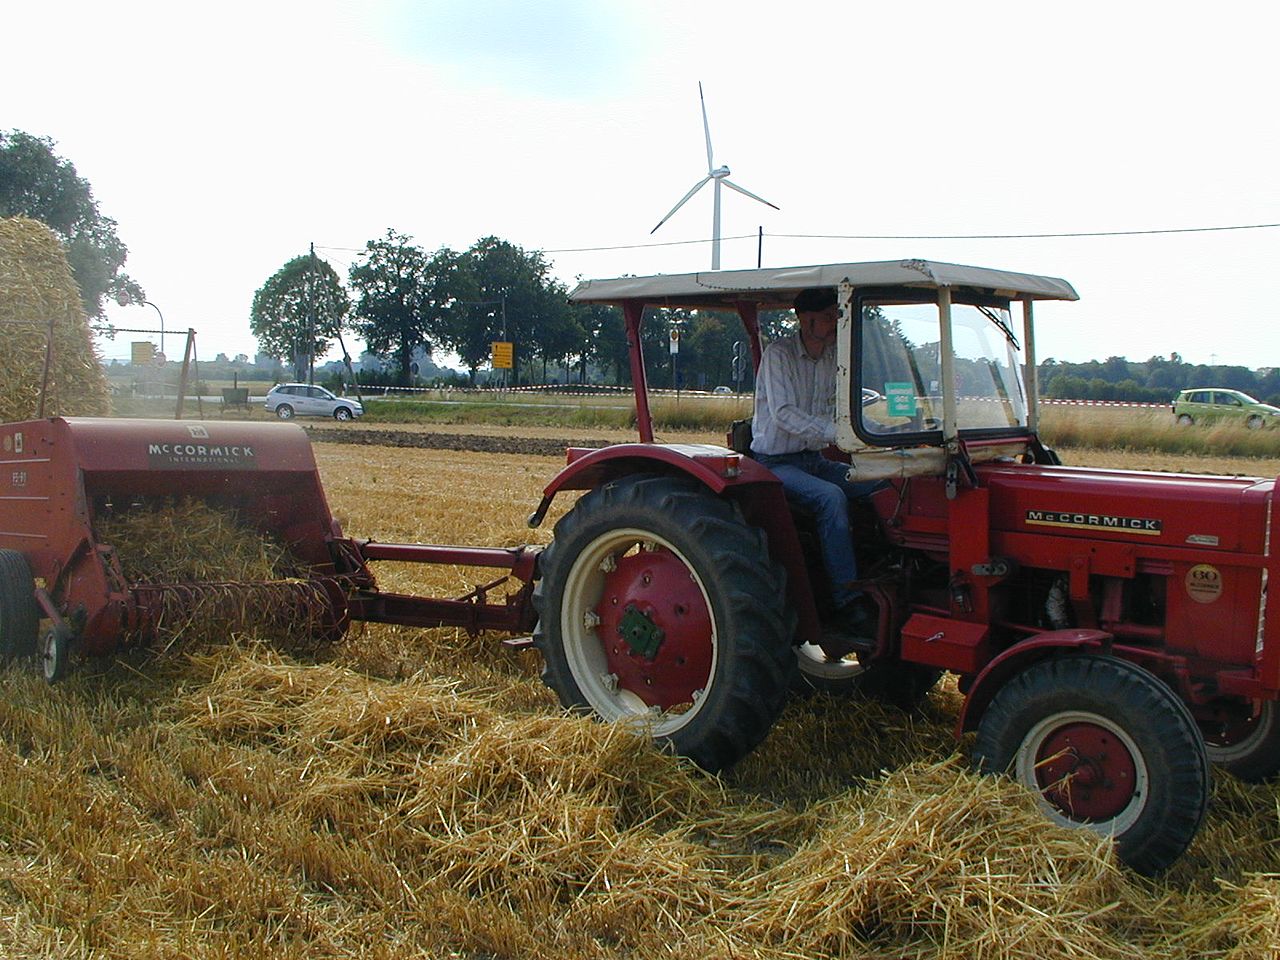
[1172,388,1280,429]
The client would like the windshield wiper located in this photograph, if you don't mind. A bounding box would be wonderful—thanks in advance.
[977,305,1020,350]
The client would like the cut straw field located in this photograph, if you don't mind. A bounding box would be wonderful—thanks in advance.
[1,439,1278,959]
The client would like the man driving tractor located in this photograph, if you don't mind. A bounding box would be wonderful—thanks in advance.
[750,287,882,651]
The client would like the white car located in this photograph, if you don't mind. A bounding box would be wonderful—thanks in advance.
[264,383,364,421]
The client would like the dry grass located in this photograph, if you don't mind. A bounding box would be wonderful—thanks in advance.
[0,216,110,421]
[0,440,1278,958]
[1041,405,1280,463]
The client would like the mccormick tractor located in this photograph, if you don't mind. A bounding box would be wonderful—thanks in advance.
[528,258,1277,875]
[2,259,1273,876]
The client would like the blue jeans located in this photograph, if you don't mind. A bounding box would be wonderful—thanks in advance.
[755,450,883,609]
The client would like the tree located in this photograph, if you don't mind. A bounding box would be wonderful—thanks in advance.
[0,130,141,316]
[348,230,442,386]
[439,237,576,385]
[583,303,629,385]
[250,253,350,378]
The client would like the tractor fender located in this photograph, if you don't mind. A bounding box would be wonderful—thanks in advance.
[956,629,1112,734]
[529,443,779,524]
[527,443,822,645]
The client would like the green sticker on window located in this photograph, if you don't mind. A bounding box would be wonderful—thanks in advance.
[884,383,917,417]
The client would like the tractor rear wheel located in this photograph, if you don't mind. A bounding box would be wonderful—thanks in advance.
[0,549,38,662]
[1203,699,1280,782]
[794,646,941,709]
[533,474,793,773]
[973,655,1209,875]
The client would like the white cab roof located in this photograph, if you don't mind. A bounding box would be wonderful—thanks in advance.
[568,259,1078,308]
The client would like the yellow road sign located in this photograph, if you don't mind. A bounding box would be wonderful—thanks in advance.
[491,341,514,369]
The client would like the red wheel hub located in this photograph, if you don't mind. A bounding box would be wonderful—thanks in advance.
[1034,722,1137,822]
[594,547,713,709]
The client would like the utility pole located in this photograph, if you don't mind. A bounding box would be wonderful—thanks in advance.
[307,242,318,385]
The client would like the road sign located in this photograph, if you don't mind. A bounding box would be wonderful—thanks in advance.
[669,328,680,354]
[491,341,514,369]
[131,341,155,365]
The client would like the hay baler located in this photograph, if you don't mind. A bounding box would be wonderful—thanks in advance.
[0,417,538,679]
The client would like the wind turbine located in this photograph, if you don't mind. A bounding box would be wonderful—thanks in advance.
[650,82,779,271]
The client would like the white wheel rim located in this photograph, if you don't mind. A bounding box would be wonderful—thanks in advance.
[1015,709,1149,837]
[41,631,59,681]
[560,527,716,736]
[795,643,869,682]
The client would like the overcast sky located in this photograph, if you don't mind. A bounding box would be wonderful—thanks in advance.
[6,1,1277,369]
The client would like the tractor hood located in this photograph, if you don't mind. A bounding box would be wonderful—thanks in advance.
[980,463,1273,555]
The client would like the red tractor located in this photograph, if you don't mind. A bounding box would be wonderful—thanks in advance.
[524,258,1277,875]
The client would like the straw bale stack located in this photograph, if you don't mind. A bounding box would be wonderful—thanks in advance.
[0,216,110,421]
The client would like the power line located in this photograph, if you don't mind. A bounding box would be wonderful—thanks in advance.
[320,219,1280,260]
[774,222,1280,241]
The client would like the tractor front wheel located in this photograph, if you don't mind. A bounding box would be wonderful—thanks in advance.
[973,655,1209,875]
[533,475,793,773]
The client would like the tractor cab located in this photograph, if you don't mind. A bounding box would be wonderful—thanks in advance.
[568,259,1079,481]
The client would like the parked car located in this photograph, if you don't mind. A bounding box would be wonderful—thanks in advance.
[265,383,364,421]
[712,385,733,395]
[1172,388,1280,429]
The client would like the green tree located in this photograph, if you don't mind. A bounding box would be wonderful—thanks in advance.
[683,311,737,389]
[348,230,442,386]
[0,130,141,316]
[250,253,350,378]
[440,237,574,385]
[575,301,624,384]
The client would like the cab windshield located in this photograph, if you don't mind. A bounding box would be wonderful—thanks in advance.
[858,297,1027,440]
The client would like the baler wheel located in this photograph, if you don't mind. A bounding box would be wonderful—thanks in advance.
[0,549,39,662]
[40,624,72,683]
[973,655,1209,875]
[1203,700,1280,782]
[533,474,793,773]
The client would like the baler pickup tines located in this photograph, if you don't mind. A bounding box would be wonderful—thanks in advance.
[130,577,351,650]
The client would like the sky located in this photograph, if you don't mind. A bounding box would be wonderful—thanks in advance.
[5,0,1278,370]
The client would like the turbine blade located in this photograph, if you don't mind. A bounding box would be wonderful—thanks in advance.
[651,176,712,233]
[699,81,715,173]
[721,178,779,211]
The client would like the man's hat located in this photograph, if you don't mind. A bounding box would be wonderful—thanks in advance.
[793,287,837,313]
